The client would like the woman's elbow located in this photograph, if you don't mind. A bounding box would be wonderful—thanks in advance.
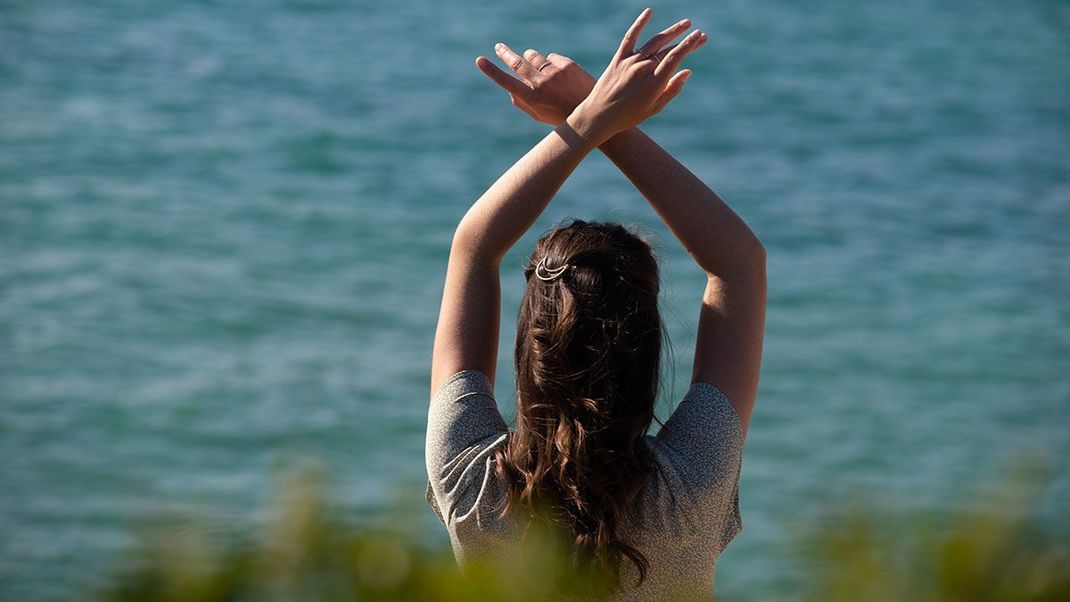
[749,239,767,270]
[740,239,767,278]
[450,219,501,266]
[701,237,765,281]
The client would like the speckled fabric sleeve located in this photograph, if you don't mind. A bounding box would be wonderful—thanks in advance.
[424,369,509,529]
[653,381,745,552]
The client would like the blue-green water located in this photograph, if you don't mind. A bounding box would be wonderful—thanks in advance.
[2,0,1068,599]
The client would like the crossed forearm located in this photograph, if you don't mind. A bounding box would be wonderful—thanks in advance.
[453,106,763,280]
[476,33,758,275]
[598,127,764,277]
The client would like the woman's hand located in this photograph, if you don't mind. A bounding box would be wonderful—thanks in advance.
[476,47,597,125]
[475,8,705,140]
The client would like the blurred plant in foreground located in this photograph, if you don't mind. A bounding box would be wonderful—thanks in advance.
[100,462,612,602]
[801,461,1069,602]
[100,461,1069,601]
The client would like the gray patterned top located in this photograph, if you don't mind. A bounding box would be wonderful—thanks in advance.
[425,369,744,600]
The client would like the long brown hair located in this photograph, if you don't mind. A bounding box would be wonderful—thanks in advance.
[494,219,663,592]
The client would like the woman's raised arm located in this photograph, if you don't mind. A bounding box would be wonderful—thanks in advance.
[431,8,701,395]
[475,17,765,433]
[601,128,766,437]
[430,114,600,395]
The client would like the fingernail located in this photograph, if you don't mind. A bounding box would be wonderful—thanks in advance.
[679,18,690,26]
[495,42,503,51]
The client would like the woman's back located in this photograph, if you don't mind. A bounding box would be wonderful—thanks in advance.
[426,369,744,600]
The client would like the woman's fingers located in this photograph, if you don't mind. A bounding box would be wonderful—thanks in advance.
[637,18,691,58]
[651,29,707,65]
[475,55,530,97]
[522,48,553,73]
[546,52,572,68]
[495,42,540,79]
[651,68,692,113]
[616,7,653,59]
[654,29,706,78]
[653,42,678,62]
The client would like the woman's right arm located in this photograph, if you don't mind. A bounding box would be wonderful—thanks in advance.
[599,128,766,437]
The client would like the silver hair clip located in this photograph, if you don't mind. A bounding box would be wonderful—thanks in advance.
[534,257,570,282]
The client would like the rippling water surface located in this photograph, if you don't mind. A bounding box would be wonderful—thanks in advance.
[2,0,1068,599]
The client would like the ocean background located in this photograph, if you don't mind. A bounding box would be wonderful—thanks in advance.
[2,0,1068,599]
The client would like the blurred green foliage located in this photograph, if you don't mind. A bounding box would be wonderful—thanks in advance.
[800,464,1069,602]
[100,462,1068,601]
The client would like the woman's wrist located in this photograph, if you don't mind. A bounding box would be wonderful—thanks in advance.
[598,126,644,155]
[564,100,616,149]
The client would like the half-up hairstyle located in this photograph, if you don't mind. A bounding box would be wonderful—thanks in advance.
[494,219,663,592]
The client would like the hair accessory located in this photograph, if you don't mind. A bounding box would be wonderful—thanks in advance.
[534,257,570,282]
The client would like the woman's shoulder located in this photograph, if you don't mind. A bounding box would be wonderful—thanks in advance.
[426,369,508,470]
[426,369,512,532]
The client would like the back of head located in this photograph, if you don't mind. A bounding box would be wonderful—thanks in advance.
[495,219,663,592]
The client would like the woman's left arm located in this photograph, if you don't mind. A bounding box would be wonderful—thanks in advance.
[430,110,603,395]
